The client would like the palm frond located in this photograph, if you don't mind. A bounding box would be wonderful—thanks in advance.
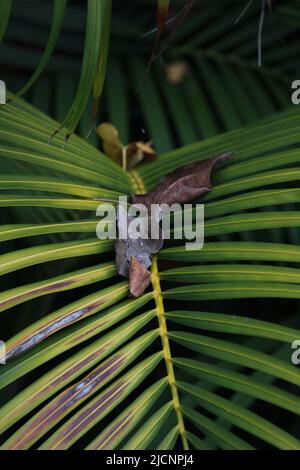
[1,0,300,451]
[1,93,299,449]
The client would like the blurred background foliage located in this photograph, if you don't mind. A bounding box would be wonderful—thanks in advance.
[1,0,300,151]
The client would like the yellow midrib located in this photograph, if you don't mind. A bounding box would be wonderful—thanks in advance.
[151,256,189,449]
[129,171,189,449]
[130,171,189,450]
[129,170,147,195]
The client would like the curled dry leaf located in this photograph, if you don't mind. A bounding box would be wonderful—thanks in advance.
[115,236,161,298]
[129,256,151,298]
[115,208,164,274]
[116,152,232,297]
[97,122,156,169]
[97,122,123,165]
[132,153,232,208]
[126,141,156,169]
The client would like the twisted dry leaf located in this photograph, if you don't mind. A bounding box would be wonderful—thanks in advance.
[129,256,152,298]
[97,122,156,169]
[132,153,232,208]
[116,152,233,297]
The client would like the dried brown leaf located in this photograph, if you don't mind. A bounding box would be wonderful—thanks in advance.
[115,152,232,297]
[97,122,156,169]
[97,122,123,165]
[132,153,232,209]
[129,256,151,298]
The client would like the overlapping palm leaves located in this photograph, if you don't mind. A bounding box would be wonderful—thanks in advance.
[0,94,299,449]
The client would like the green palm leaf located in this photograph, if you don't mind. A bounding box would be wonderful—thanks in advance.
[1,94,300,451]
[1,0,299,451]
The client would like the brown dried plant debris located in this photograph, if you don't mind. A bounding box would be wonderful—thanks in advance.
[116,152,232,297]
[97,123,156,170]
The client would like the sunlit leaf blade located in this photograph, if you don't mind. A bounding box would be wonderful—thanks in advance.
[0,174,121,198]
[186,431,211,451]
[87,379,167,450]
[170,331,300,386]
[0,197,101,211]
[179,383,300,450]
[157,427,179,450]
[172,212,300,239]
[214,149,300,184]
[205,188,300,219]
[0,100,131,190]
[164,282,300,301]
[6,282,129,361]
[167,311,300,343]
[39,352,162,450]
[2,332,159,449]
[123,402,173,450]
[182,406,254,450]
[1,310,155,428]
[202,168,300,202]
[0,238,112,276]
[0,146,115,187]
[181,339,282,427]
[160,241,300,263]
[161,264,300,285]
[203,344,299,448]
[174,357,300,415]
[0,262,116,313]
[0,294,152,390]
[0,220,102,242]
[137,108,300,189]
